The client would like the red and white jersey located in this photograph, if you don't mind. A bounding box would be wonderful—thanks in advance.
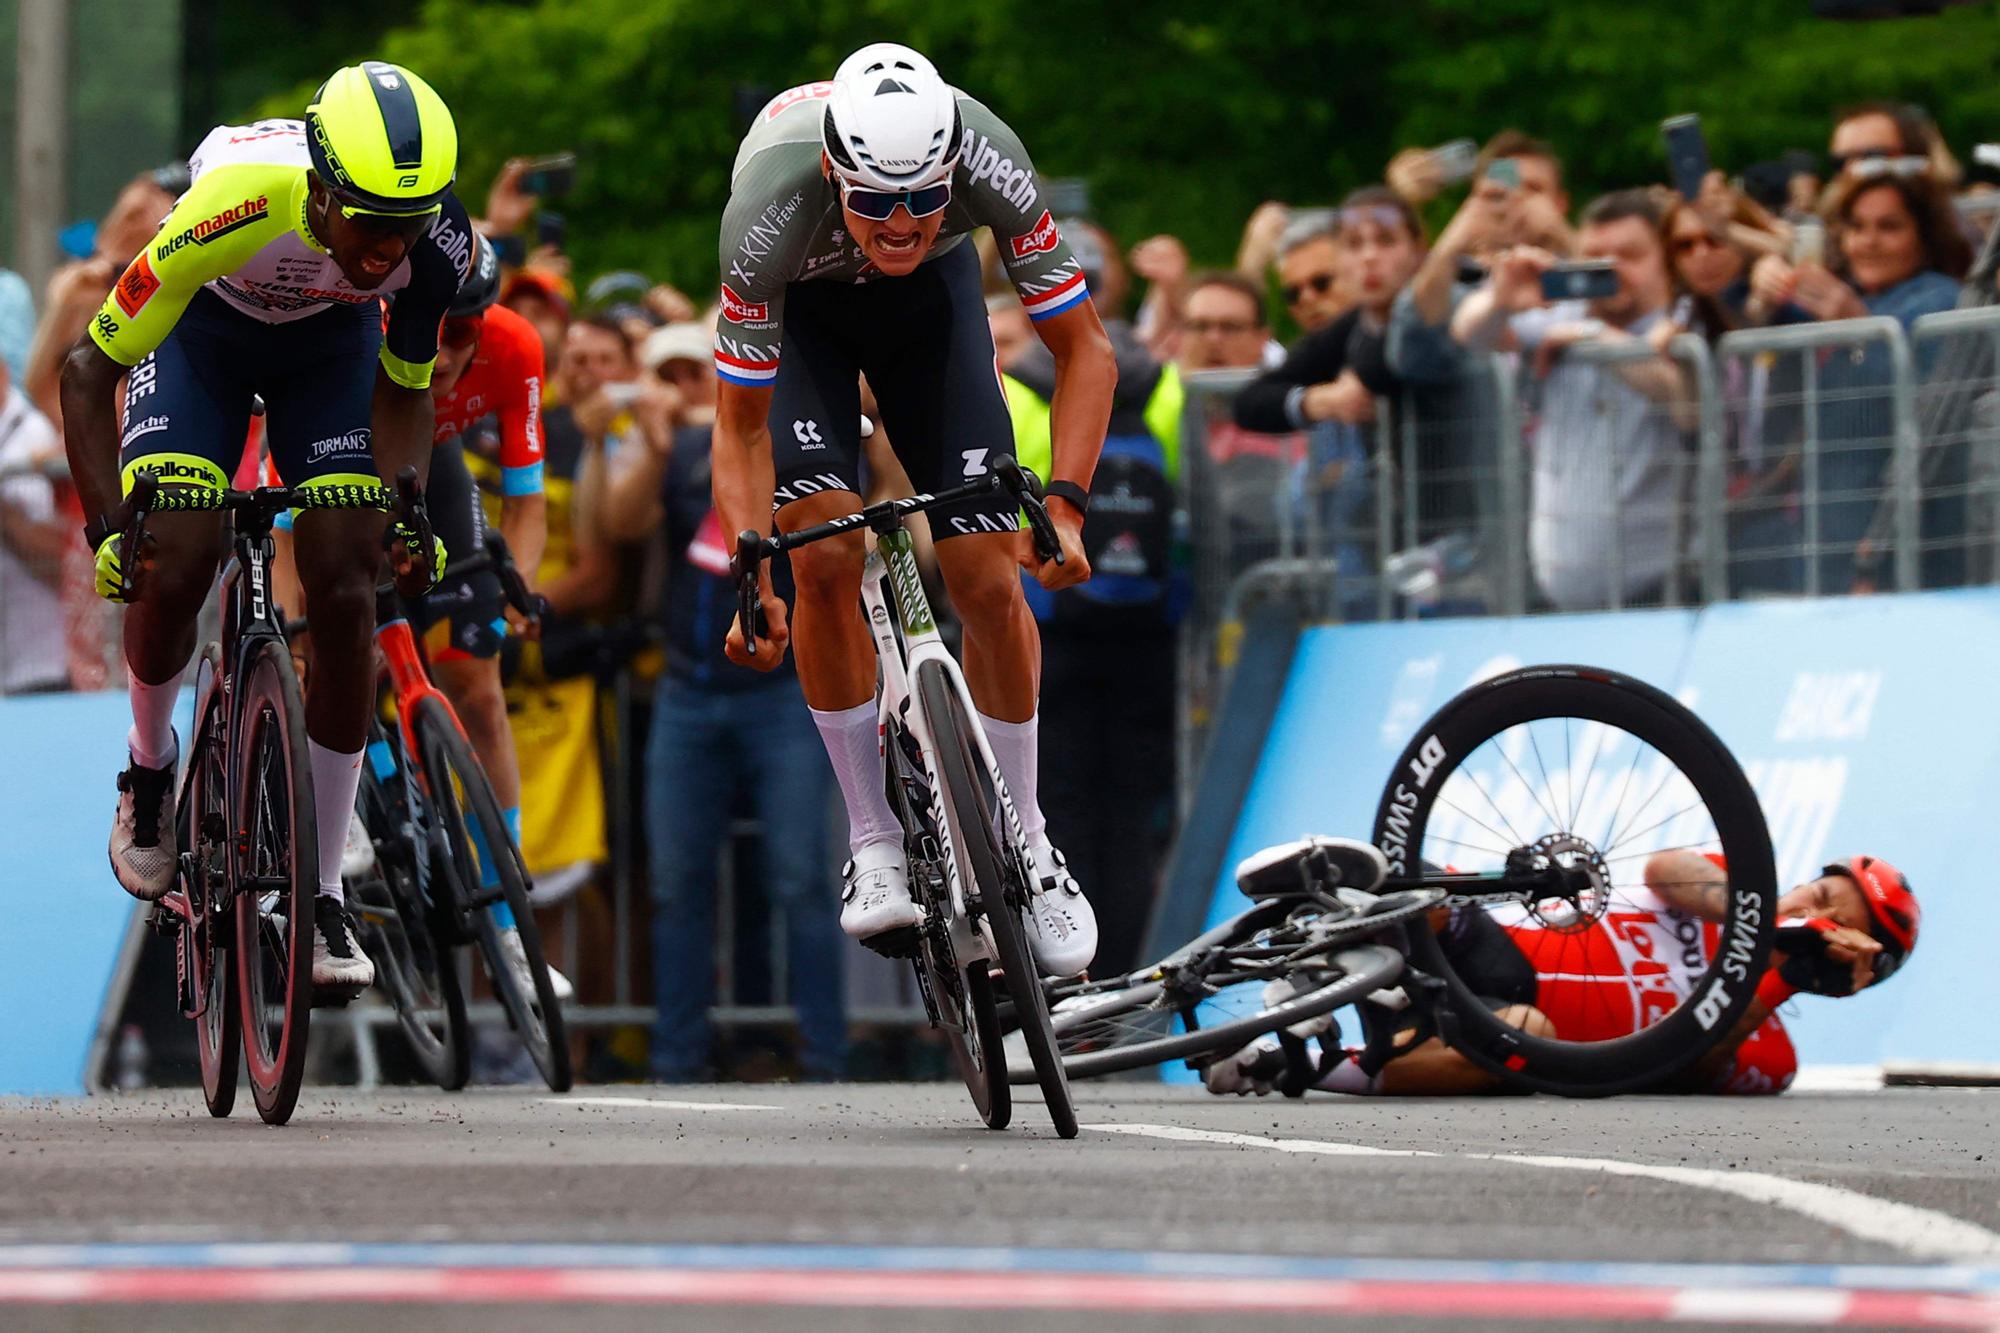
[1497,862,1797,1094]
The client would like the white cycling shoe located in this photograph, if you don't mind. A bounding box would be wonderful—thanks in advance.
[1021,841,1097,979]
[311,896,375,993]
[109,741,179,902]
[497,926,574,1004]
[841,840,923,953]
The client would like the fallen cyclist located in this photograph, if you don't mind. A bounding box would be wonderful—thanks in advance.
[1205,838,1919,1098]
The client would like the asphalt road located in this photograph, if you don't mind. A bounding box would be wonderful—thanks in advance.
[2,1082,1997,1331]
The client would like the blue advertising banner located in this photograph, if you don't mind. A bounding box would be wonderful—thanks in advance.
[0,691,152,1094]
[1199,590,1999,1075]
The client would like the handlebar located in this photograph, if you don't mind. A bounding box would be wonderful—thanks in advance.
[729,452,1062,659]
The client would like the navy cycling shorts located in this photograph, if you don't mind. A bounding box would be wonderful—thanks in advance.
[118,288,381,495]
[767,243,1020,540]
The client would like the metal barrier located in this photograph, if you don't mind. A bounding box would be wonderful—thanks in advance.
[1713,316,1922,596]
[1906,305,2000,587]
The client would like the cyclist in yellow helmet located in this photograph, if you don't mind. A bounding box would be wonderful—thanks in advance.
[59,61,470,995]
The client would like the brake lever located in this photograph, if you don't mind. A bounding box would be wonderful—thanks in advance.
[731,530,769,657]
[481,530,538,623]
[991,453,1064,566]
[117,471,160,600]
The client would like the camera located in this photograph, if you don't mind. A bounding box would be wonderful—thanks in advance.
[1540,260,1620,303]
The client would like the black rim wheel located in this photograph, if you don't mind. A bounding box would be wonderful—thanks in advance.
[917,662,1076,1138]
[415,695,571,1092]
[351,722,470,1090]
[233,639,316,1125]
[1371,664,1777,1095]
[186,644,238,1118]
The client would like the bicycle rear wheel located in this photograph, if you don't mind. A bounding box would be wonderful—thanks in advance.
[351,731,469,1091]
[233,638,317,1125]
[414,695,571,1092]
[1371,664,1778,1096]
[184,644,238,1118]
[917,662,1076,1139]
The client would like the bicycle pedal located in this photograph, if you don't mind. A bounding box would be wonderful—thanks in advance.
[861,924,922,960]
[310,983,364,1009]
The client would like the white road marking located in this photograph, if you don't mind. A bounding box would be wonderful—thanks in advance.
[1087,1123,2000,1264]
[1789,1065,1884,1093]
[543,1097,784,1112]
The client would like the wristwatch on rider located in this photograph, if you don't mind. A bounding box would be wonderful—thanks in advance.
[82,512,119,551]
[1045,480,1090,516]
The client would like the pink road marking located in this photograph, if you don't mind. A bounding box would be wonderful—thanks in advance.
[0,1266,1996,1328]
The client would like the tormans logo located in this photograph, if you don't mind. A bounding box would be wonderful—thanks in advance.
[155,196,270,261]
[719,283,769,325]
[1009,210,1060,260]
[114,254,161,317]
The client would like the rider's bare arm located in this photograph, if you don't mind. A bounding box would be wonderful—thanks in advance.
[1644,848,1731,922]
[1024,301,1114,589]
[57,340,130,521]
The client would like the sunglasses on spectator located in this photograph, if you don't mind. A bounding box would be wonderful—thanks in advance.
[1846,155,1931,182]
[836,174,953,222]
[440,316,484,350]
[1281,273,1336,305]
[1186,318,1258,336]
[1672,230,1723,256]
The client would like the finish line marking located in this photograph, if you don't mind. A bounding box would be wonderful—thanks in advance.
[542,1097,784,1112]
[1086,1123,2000,1265]
[0,1245,1998,1326]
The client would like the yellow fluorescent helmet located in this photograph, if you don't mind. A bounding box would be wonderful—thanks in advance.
[305,61,458,216]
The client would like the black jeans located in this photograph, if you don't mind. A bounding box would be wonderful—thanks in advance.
[1037,611,1177,979]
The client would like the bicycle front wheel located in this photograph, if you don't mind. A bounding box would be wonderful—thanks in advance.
[414,695,571,1092]
[917,661,1076,1139]
[1371,664,1777,1096]
[351,728,469,1091]
[232,638,317,1125]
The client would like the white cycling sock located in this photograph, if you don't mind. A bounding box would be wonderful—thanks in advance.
[979,710,1046,846]
[308,741,364,904]
[810,701,900,856]
[128,669,186,770]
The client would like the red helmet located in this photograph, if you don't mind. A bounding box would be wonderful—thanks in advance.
[1824,855,1919,982]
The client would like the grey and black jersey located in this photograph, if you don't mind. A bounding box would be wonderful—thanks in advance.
[713,82,1090,387]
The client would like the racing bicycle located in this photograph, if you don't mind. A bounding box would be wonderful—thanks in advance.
[1015,665,1779,1097]
[732,454,1079,1137]
[138,467,421,1125]
[341,531,571,1092]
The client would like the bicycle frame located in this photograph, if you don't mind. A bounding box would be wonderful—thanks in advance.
[862,525,1014,967]
[372,603,469,784]
[163,504,293,1016]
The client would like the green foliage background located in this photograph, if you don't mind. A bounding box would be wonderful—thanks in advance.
[238,0,2000,295]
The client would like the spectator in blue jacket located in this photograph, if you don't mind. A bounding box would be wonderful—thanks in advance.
[602,318,846,1081]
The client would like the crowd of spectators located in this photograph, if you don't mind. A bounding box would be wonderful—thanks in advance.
[2,96,1995,1082]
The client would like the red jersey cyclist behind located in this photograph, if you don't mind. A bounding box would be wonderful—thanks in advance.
[276,235,568,1001]
[1208,840,1918,1097]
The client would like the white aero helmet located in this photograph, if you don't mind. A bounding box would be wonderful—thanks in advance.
[822,43,963,192]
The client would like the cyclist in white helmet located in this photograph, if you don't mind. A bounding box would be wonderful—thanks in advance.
[710,43,1118,977]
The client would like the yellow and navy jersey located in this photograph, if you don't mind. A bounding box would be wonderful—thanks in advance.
[90,119,473,390]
